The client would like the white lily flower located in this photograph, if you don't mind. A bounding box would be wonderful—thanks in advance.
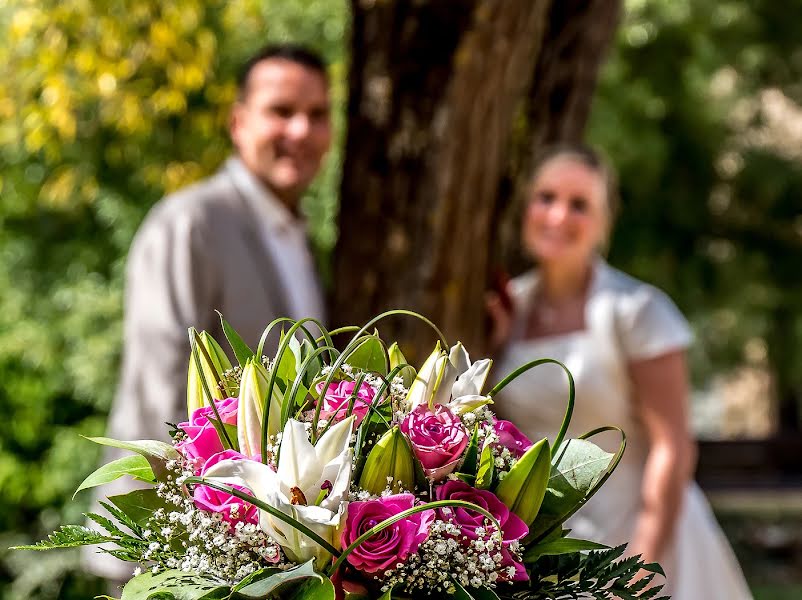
[408,341,493,412]
[204,416,355,567]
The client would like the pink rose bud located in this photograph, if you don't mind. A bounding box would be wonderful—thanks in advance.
[316,380,377,426]
[493,418,533,459]
[436,479,528,581]
[400,404,469,481]
[176,397,239,466]
[193,450,260,529]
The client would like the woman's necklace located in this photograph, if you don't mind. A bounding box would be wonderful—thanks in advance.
[527,278,590,337]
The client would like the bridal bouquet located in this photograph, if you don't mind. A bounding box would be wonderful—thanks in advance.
[16,311,667,599]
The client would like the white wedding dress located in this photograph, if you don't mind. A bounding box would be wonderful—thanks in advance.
[493,260,752,599]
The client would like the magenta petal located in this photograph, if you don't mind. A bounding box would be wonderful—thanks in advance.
[341,494,433,574]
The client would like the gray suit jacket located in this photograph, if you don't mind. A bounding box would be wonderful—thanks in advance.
[109,159,297,442]
[88,158,305,580]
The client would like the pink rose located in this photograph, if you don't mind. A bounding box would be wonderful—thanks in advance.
[436,479,528,581]
[177,397,238,465]
[341,494,433,574]
[400,404,468,480]
[316,380,377,426]
[193,450,260,528]
[494,419,533,459]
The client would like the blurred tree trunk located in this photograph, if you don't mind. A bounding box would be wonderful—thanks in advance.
[332,0,621,360]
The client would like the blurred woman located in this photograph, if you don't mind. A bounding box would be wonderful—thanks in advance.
[487,144,752,598]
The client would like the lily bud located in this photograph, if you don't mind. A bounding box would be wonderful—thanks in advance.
[358,426,415,495]
[387,342,406,370]
[405,342,448,410]
[237,359,282,457]
[187,331,232,417]
[494,438,551,525]
[388,342,416,388]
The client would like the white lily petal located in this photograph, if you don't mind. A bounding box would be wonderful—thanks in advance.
[204,454,345,567]
[431,351,458,407]
[452,358,493,399]
[449,342,472,376]
[269,503,344,565]
[449,394,494,415]
[277,419,320,493]
[202,457,277,499]
[237,361,266,457]
[256,496,341,565]
[406,342,442,409]
[314,415,355,464]
[318,449,353,512]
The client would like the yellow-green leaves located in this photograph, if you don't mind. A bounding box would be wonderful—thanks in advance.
[495,438,551,525]
[187,331,232,417]
[358,427,415,495]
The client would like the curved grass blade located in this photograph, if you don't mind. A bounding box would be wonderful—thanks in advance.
[488,358,575,451]
[313,310,446,441]
[262,317,329,462]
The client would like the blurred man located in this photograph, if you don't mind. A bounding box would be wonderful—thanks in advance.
[87,44,332,586]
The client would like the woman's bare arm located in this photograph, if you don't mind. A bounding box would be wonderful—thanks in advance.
[627,350,697,562]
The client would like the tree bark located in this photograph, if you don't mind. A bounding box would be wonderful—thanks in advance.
[333,0,621,360]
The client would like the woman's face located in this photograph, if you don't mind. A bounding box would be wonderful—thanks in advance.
[523,156,609,268]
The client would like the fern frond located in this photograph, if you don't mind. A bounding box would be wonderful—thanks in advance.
[10,525,113,550]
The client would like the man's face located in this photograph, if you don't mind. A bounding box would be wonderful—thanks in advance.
[230,58,332,207]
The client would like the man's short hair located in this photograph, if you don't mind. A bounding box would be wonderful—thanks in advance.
[237,44,328,100]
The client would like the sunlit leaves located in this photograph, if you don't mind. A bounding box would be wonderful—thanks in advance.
[0,0,263,206]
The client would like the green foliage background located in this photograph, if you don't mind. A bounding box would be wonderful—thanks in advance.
[590,1,802,419]
[0,0,799,597]
[0,1,347,597]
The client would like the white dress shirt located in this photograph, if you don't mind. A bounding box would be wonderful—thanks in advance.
[227,157,325,325]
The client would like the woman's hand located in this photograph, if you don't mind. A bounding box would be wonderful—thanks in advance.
[628,350,697,563]
[485,290,514,354]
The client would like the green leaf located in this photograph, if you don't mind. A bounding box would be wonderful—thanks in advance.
[494,438,550,525]
[448,580,473,600]
[218,312,254,365]
[376,586,395,600]
[275,330,298,383]
[300,339,324,387]
[459,425,480,476]
[108,488,171,527]
[84,437,180,479]
[229,567,282,594]
[475,443,495,489]
[10,525,112,550]
[523,537,608,563]
[527,438,614,541]
[448,580,500,600]
[234,560,326,599]
[344,335,388,375]
[206,416,239,453]
[74,454,155,498]
[287,576,335,600]
[120,570,229,599]
[464,587,499,600]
